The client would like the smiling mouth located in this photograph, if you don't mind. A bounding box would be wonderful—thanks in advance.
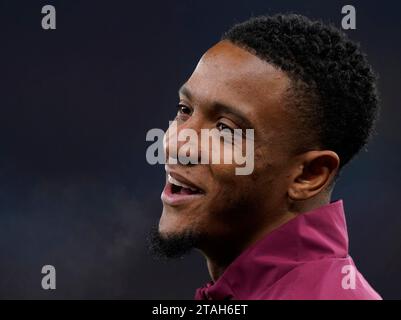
[161,173,204,206]
[168,174,203,195]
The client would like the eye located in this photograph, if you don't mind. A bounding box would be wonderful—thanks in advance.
[177,104,192,115]
[216,122,234,133]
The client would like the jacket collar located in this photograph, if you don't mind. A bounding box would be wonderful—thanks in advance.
[195,200,348,300]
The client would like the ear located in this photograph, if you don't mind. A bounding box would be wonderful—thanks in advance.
[288,150,340,201]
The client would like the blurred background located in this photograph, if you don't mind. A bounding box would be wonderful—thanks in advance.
[0,0,400,299]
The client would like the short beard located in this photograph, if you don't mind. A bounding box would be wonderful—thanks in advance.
[148,227,201,260]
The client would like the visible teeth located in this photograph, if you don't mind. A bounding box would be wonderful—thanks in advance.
[168,174,198,191]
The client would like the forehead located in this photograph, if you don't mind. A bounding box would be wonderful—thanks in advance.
[185,41,292,138]
[183,41,290,128]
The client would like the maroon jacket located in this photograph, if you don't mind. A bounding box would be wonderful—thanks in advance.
[195,200,381,300]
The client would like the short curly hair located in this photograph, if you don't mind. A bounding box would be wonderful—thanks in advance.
[222,14,379,169]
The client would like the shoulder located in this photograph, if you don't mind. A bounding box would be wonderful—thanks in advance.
[253,257,382,300]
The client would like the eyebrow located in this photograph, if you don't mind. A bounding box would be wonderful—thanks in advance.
[178,85,254,129]
[178,84,193,100]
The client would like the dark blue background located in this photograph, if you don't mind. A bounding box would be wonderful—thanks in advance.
[0,0,400,299]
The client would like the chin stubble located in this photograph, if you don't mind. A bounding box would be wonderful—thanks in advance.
[147,226,202,260]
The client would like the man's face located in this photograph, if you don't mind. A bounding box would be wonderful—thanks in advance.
[159,41,300,251]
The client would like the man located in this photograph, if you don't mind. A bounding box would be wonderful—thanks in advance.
[150,14,381,299]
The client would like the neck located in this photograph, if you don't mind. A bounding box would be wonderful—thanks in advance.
[203,196,331,282]
[203,210,297,282]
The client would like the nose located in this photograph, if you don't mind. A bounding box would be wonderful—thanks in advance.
[164,119,202,165]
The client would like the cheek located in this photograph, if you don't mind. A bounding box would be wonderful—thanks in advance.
[208,164,262,211]
[208,151,279,214]
[210,145,270,191]
[201,175,266,240]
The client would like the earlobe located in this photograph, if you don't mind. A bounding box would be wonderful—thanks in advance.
[288,151,340,201]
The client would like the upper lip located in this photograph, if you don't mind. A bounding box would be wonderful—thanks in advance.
[166,169,204,193]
